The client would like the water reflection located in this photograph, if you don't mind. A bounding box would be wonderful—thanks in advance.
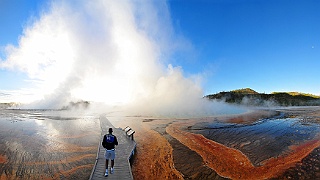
[190,117,320,166]
[0,109,100,179]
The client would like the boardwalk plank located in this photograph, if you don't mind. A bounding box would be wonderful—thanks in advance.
[90,116,136,180]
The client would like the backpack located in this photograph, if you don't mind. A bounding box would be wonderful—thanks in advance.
[105,134,115,143]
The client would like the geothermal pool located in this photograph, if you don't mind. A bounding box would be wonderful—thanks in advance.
[127,107,320,179]
[0,107,319,179]
[0,109,100,179]
[189,116,320,166]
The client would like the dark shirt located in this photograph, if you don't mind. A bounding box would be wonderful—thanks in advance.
[102,134,118,150]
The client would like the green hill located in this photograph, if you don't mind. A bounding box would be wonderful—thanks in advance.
[205,88,320,106]
[231,88,259,94]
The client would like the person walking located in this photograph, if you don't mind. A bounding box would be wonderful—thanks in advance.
[102,127,118,177]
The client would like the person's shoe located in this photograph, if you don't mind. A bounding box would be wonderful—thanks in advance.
[104,170,108,177]
[111,167,114,174]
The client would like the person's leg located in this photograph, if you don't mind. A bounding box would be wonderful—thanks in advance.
[110,160,114,174]
[111,160,114,168]
[105,159,109,169]
[110,150,115,174]
[104,159,109,176]
[104,150,112,176]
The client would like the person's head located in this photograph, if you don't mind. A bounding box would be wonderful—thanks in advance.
[109,128,113,134]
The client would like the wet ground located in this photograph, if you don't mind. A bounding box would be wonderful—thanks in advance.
[154,123,227,179]
[188,115,319,166]
[120,107,320,180]
[0,107,319,179]
[0,110,100,179]
[182,110,320,179]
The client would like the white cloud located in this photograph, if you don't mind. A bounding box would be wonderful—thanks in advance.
[0,0,243,116]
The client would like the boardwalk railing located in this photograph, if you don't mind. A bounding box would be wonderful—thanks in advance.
[89,116,136,180]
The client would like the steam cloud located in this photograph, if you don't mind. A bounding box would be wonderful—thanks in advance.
[1,0,244,116]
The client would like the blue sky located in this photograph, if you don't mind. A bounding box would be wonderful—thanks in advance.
[0,0,48,90]
[0,0,319,105]
[168,0,320,95]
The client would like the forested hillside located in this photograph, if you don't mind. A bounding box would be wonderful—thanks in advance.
[206,88,320,106]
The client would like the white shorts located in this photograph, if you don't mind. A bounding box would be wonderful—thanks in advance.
[104,149,115,160]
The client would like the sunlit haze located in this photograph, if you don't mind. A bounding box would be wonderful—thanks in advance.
[1,1,174,106]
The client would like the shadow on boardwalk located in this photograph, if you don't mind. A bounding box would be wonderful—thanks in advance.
[90,115,136,180]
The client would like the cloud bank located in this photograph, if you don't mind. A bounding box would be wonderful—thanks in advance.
[0,0,244,116]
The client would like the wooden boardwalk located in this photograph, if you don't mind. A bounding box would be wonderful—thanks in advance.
[89,115,136,180]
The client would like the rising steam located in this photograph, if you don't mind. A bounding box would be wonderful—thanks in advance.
[0,0,245,116]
